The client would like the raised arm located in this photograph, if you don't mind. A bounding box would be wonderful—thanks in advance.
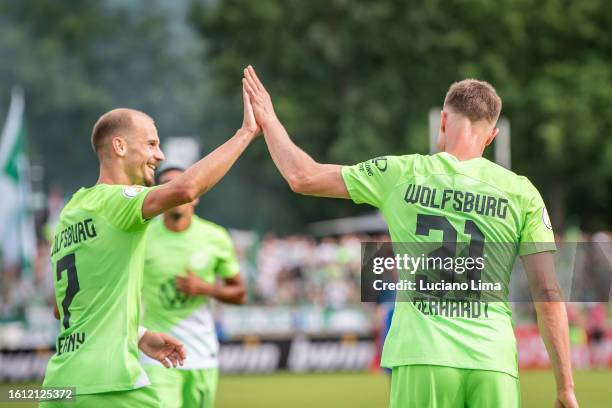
[142,87,260,219]
[522,252,578,408]
[243,66,348,199]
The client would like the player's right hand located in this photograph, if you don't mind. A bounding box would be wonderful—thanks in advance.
[555,389,579,408]
[139,331,186,368]
[242,65,278,129]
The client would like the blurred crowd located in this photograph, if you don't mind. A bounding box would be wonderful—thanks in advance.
[245,233,377,307]
[1,216,610,328]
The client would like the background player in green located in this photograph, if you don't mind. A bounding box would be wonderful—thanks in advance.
[243,66,578,407]
[42,83,260,407]
[141,166,246,408]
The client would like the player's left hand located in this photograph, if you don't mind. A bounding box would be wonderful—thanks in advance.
[176,269,214,297]
[240,83,261,138]
[138,331,186,368]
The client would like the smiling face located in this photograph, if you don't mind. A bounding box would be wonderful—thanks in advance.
[92,108,166,186]
[123,117,165,186]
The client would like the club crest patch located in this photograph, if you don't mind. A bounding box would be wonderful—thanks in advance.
[123,185,144,198]
[189,251,209,270]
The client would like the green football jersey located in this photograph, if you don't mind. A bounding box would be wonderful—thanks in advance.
[141,216,239,370]
[43,184,155,394]
[342,152,555,377]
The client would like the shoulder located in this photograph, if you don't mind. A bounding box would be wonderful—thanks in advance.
[344,154,416,176]
[90,184,152,200]
[61,186,104,213]
[514,176,545,208]
[472,159,535,196]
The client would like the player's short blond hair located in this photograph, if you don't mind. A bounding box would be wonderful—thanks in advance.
[91,108,152,154]
[444,79,502,125]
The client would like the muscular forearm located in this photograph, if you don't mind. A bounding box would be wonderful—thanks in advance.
[243,65,347,198]
[261,119,318,192]
[173,128,254,200]
[535,301,574,392]
[143,129,255,219]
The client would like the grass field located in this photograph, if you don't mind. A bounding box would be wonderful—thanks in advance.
[1,370,611,407]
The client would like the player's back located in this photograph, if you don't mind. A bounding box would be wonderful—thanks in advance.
[44,184,154,394]
[342,152,555,378]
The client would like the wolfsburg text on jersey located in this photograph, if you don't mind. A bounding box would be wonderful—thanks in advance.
[51,218,98,256]
[404,183,508,219]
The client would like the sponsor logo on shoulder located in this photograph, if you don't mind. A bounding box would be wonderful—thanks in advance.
[123,185,144,198]
[373,157,388,172]
[542,207,552,230]
[359,157,388,177]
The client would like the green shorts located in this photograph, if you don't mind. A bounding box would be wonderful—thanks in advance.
[390,365,520,408]
[144,364,219,408]
[38,385,160,408]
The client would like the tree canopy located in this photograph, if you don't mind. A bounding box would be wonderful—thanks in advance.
[191,0,612,231]
[0,0,609,232]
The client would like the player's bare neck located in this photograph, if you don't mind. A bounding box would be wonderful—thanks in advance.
[444,148,483,161]
[443,131,485,161]
[96,163,133,186]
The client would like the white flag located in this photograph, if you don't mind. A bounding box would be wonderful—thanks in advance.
[0,88,37,279]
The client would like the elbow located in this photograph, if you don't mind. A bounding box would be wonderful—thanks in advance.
[236,287,247,305]
[288,179,305,194]
[287,173,311,195]
[172,180,199,204]
[535,286,564,302]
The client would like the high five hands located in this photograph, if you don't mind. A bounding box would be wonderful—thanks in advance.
[242,65,278,131]
[241,74,261,137]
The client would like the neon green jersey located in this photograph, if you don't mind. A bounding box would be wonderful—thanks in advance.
[141,216,239,370]
[43,184,155,394]
[342,152,555,377]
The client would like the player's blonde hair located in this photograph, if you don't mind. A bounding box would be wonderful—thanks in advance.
[444,79,502,125]
[91,108,153,154]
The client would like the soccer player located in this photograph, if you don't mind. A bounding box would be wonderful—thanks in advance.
[243,66,578,408]
[140,166,246,408]
[41,85,260,407]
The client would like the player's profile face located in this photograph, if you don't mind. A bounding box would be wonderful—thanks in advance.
[127,119,164,187]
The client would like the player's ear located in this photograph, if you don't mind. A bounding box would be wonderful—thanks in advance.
[484,127,499,146]
[440,110,447,133]
[436,111,447,151]
[112,136,128,157]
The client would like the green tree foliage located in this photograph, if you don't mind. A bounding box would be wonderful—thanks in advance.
[0,0,209,194]
[191,0,612,231]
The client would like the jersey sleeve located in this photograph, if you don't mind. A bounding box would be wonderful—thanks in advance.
[214,229,240,279]
[100,185,157,232]
[518,180,556,256]
[341,155,408,208]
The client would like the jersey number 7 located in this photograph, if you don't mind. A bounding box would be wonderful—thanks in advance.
[55,253,80,330]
